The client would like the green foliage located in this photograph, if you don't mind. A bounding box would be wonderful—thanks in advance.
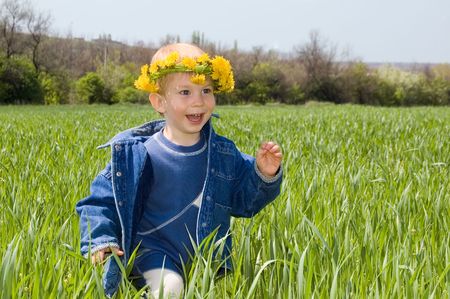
[245,81,272,104]
[113,87,148,104]
[39,72,70,105]
[0,105,449,298]
[0,56,43,104]
[375,66,450,106]
[220,58,442,107]
[372,79,398,106]
[306,77,342,103]
[96,62,145,104]
[239,63,287,104]
[431,63,450,81]
[285,83,305,104]
[428,77,450,105]
[75,72,108,104]
[338,62,376,104]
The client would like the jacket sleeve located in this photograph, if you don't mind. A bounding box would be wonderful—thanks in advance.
[230,151,282,218]
[75,163,121,257]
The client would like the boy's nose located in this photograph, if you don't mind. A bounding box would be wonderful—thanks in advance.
[191,94,205,106]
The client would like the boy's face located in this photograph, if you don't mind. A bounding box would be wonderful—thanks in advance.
[152,73,216,145]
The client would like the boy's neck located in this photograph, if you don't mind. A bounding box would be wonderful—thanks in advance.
[162,127,201,146]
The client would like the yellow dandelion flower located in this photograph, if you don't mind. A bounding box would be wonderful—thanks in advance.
[228,74,235,90]
[182,57,197,70]
[134,74,147,89]
[210,56,234,92]
[140,64,149,75]
[147,82,159,93]
[218,73,234,92]
[134,75,159,93]
[191,74,206,85]
[149,62,159,73]
[164,51,179,67]
[197,53,210,64]
[211,56,232,81]
[156,59,166,69]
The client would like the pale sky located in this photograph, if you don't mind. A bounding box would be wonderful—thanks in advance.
[34,0,450,63]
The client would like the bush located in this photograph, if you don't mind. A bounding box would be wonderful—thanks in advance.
[96,62,140,104]
[306,77,343,103]
[39,72,71,104]
[239,63,287,104]
[404,78,449,106]
[245,81,271,104]
[375,66,450,106]
[286,83,305,104]
[372,79,398,106]
[337,63,378,105]
[76,72,108,104]
[0,56,43,104]
[429,78,450,105]
[113,87,148,104]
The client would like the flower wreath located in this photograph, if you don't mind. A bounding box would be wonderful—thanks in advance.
[134,51,234,94]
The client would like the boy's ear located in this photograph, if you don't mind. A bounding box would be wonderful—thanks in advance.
[149,93,166,114]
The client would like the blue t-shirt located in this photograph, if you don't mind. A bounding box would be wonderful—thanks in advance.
[134,130,207,271]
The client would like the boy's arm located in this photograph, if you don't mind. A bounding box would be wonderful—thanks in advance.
[230,142,283,218]
[75,163,122,258]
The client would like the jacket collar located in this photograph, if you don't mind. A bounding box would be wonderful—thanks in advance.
[97,114,218,149]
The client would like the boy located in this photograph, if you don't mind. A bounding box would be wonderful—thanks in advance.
[76,43,283,298]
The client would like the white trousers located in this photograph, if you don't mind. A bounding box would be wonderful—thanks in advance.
[143,268,184,298]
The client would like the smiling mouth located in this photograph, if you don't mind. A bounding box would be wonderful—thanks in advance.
[186,113,204,123]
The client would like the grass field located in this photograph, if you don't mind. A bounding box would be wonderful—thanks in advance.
[0,104,449,298]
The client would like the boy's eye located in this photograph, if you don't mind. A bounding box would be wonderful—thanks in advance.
[179,90,190,96]
[202,88,213,94]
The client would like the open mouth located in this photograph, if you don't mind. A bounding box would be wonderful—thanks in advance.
[186,113,204,123]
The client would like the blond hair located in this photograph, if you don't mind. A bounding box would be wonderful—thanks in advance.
[151,43,205,63]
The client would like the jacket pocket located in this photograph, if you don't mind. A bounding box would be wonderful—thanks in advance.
[99,163,113,180]
[214,143,235,180]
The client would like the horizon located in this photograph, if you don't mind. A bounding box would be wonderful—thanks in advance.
[33,0,450,65]
[44,33,448,68]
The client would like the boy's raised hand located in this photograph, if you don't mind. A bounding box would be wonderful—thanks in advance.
[256,141,282,178]
[91,247,124,265]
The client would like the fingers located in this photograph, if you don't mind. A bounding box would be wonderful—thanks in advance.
[90,247,124,265]
[259,141,283,157]
[91,250,106,264]
[111,248,124,256]
[256,141,283,178]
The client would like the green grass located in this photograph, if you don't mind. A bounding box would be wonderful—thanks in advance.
[0,104,449,298]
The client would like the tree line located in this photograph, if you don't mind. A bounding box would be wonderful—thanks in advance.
[1,0,449,106]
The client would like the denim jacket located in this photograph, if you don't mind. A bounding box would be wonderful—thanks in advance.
[76,118,282,297]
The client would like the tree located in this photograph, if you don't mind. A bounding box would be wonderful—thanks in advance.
[0,55,43,104]
[0,0,28,58]
[76,72,107,104]
[0,0,51,69]
[295,31,339,102]
[26,7,51,70]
